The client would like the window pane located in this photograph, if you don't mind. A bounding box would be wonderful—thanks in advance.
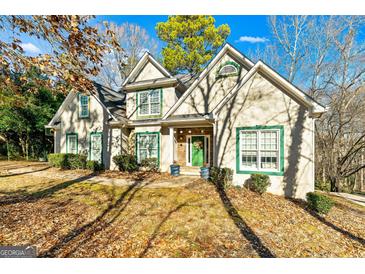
[150,90,160,103]
[241,151,257,168]
[68,136,77,154]
[139,149,147,161]
[139,93,148,104]
[260,151,278,169]
[80,95,89,117]
[260,131,277,150]
[150,102,160,114]
[241,131,257,150]
[138,134,158,161]
[219,65,237,75]
[139,103,149,115]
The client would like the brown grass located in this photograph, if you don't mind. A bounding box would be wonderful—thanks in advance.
[0,161,364,258]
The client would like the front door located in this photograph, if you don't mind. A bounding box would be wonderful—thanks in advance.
[191,136,205,166]
[90,133,102,163]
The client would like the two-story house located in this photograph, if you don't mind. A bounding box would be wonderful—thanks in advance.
[46,43,326,198]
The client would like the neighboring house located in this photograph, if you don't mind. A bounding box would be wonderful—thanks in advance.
[46,43,326,198]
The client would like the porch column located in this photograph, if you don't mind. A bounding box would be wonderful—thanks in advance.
[169,126,174,164]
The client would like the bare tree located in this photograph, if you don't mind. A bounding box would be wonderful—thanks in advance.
[262,16,365,192]
[95,22,159,90]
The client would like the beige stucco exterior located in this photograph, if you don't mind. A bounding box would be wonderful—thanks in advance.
[214,73,315,199]
[49,45,323,199]
[56,93,119,169]
[173,54,248,116]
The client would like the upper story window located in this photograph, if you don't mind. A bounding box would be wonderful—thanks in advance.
[217,61,240,78]
[79,94,90,118]
[138,89,161,116]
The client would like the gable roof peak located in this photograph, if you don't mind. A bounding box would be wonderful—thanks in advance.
[122,51,173,86]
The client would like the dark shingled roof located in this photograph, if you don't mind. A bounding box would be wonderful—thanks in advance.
[165,113,208,120]
[93,82,126,120]
[176,73,197,87]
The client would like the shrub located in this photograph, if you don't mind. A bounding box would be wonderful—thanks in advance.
[113,154,138,172]
[48,153,87,169]
[315,180,331,192]
[48,153,69,169]
[306,192,334,214]
[86,160,104,172]
[67,154,87,169]
[249,174,270,194]
[140,157,159,172]
[209,167,233,189]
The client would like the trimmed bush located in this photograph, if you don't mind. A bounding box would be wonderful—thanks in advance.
[86,160,104,172]
[113,154,138,172]
[140,157,159,172]
[306,192,334,214]
[48,153,87,169]
[249,174,270,194]
[68,154,87,169]
[209,167,233,189]
[48,153,69,169]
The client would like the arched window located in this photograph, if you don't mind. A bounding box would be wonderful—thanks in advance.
[217,61,240,78]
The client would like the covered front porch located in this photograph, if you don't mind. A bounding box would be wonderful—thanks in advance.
[167,126,214,175]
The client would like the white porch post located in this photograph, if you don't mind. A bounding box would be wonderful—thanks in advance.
[169,127,174,165]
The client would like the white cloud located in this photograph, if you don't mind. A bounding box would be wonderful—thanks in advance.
[236,36,269,44]
[20,42,41,54]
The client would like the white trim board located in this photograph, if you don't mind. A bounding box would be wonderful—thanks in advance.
[162,43,255,119]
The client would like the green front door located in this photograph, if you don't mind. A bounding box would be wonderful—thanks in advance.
[191,136,205,166]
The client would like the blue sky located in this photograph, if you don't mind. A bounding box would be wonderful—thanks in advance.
[1,15,272,57]
[95,15,272,55]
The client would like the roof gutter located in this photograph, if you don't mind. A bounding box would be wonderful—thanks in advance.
[123,78,178,91]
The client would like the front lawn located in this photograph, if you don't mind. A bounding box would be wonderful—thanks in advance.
[0,161,364,257]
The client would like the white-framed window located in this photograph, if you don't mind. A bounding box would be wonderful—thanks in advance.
[136,133,159,163]
[66,133,78,154]
[138,90,161,116]
[239,129,281,172]
[218,64,238,76]
[79,94,90,118]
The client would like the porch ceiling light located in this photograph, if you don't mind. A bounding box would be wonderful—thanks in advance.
[188,130,191,133]
[180,130,183,134]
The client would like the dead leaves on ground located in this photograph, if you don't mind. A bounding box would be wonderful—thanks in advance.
[0,163,364,258]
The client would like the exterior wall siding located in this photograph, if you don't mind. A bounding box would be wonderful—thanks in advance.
[58,93,114,168]
[173,54,249,116]
[215,72,315,199]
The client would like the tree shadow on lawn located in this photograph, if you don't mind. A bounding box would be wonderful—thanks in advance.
[214,184,275,258]
[138,199,198,258]
[39,174,153,258]
[0,173,96,206]
[288,198,365,245]
[0,166,51,178]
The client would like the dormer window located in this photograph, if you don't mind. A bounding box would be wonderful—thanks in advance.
[79,94,90,118]
[137,89,162,117]
[217,61,240,78]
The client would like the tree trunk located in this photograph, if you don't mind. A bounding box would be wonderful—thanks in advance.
[6,140,10,161]
[330,176,338,192]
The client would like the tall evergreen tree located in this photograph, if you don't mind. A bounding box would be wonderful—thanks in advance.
[156,16,230,75]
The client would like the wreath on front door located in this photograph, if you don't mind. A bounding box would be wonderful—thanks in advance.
[193,140,203,151]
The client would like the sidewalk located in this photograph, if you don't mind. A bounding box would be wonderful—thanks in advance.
[330,192,365,207]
